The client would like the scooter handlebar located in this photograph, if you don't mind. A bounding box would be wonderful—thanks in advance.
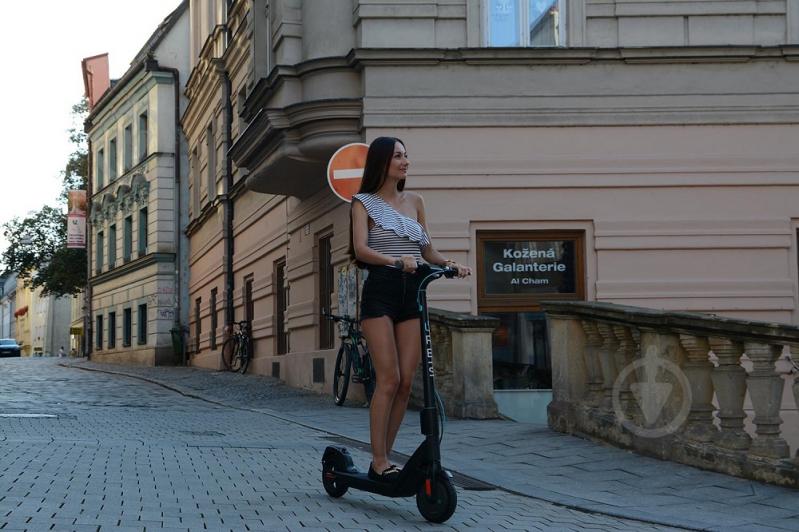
[415,262,458,279]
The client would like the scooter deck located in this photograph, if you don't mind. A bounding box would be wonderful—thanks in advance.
[332,469,418,498]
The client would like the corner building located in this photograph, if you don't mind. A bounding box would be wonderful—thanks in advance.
[86,3,190,365]
[186,1,799,420]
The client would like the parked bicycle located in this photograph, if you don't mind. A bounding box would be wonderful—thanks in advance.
[322,311,375,406]
[221,320,251,373]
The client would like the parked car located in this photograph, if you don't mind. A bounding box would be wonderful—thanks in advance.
[0,338,21,357]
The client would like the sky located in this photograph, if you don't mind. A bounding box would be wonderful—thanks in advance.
[0,0,182,253]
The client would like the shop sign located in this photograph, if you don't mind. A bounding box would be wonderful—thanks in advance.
[482,239,577,295]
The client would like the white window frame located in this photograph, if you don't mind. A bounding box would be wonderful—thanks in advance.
[483,0,566,47]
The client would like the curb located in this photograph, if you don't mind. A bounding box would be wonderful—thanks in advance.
[61,361,711,531]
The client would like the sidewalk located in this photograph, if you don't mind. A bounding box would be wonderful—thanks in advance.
[62,360,798,531]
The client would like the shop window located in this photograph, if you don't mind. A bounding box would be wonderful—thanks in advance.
[108,312,116,349]
[137,304,147,345]
[123,308,132,347]
[485,0,563,47]
[274,258,288,355]
[210,288,218,350]
[318,234,334,349]
[477,230,585,390]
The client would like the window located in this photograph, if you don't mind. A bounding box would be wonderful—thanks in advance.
[124,216,132,262]
[108,224,116,269]
[244,276,254,324]
[108,312,116,348]
[485,0,563,47]
[191,148,200,217]
[97,148,105,189]
[123,308,132,347]
[138,207,148,256]
[96,314,103,350]
[194,297,201,353]
[206,123,216,201]
[96,231,104,273]
[137,304,147,345]
[477,229,585,390]
[318,234,334,349]
[109,138,117,180]
[138,112,148,161]
[123,125,133,171]
[210,288,218,350]
[274,258,288,355]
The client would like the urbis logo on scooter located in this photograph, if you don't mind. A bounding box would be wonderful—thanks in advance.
[423,319,434,376]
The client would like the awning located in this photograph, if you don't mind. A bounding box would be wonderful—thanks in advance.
[14,306,28,317]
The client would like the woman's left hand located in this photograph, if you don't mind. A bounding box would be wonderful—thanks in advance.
[449,262,471,278]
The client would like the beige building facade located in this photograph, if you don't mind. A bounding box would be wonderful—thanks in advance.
[185,1,799,418]
[86,2,190,365]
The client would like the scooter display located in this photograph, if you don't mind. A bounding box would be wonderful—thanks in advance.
[321,263,458,523]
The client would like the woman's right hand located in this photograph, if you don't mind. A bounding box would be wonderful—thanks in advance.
[400,255,418,273]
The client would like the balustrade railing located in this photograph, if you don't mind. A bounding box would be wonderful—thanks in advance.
[542,301,799,487]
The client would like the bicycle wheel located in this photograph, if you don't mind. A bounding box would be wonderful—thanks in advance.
[236,339,250,374]
[230,338,245,372]
[362,348,376,405]
[333,344,352,406]
[221,336,238,371]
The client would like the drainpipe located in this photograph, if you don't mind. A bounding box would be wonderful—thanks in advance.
[145,59,185,364]
[221,67,234,328]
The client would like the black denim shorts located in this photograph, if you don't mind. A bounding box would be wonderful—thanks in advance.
[360,266,422,323]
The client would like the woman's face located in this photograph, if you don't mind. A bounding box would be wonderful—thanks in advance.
[386,141,409,181]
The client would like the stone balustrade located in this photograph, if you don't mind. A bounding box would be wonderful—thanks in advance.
[409,308,500,419]
[542,301,799,488]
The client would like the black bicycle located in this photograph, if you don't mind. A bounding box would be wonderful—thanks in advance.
[221,320,251,373]
[323,312,375,406]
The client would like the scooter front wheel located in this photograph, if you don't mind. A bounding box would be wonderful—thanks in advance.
[322,464,348,498]
[416,474,457,523]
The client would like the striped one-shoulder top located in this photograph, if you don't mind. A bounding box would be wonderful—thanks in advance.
[353,193,431,263]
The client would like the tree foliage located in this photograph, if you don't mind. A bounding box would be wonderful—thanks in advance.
[1,98,89,296]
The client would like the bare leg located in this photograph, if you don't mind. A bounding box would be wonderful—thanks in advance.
[361,316,399,473]
[385,317,422,458]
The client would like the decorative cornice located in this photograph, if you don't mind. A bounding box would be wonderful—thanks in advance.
[90,252,176,286]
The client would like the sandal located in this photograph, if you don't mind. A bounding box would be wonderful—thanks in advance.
[368,463,400,482]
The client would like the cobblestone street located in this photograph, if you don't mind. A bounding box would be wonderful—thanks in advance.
[0,358,689,532]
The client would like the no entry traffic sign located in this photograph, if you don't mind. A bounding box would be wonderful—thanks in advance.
[327,143,368,203]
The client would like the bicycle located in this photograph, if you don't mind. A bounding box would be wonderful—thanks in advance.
[322,311,375,406]
[221,320,251,373]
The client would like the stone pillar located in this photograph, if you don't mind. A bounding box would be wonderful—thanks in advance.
[596,322,620,413]
[679,334,717,443]
[579,320,604,407]
[613,325,639,423]
[708,338,751,451]
[744,342,789,459]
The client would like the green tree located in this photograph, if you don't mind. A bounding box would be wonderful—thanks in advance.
[1,98,88,296]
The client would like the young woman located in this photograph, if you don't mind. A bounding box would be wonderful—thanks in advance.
[349,136,470,481]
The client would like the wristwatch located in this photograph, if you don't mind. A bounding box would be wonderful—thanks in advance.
[393,258,404,269]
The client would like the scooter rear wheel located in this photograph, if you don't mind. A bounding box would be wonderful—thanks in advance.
[322,464,348,498]
[416,474,457,523]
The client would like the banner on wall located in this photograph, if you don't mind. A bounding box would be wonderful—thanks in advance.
[67,190,87,249]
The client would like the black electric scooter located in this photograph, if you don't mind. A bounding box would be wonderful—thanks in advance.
[321,264,458,523]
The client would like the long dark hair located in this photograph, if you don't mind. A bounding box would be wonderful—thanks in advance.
[348,137,406,265]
